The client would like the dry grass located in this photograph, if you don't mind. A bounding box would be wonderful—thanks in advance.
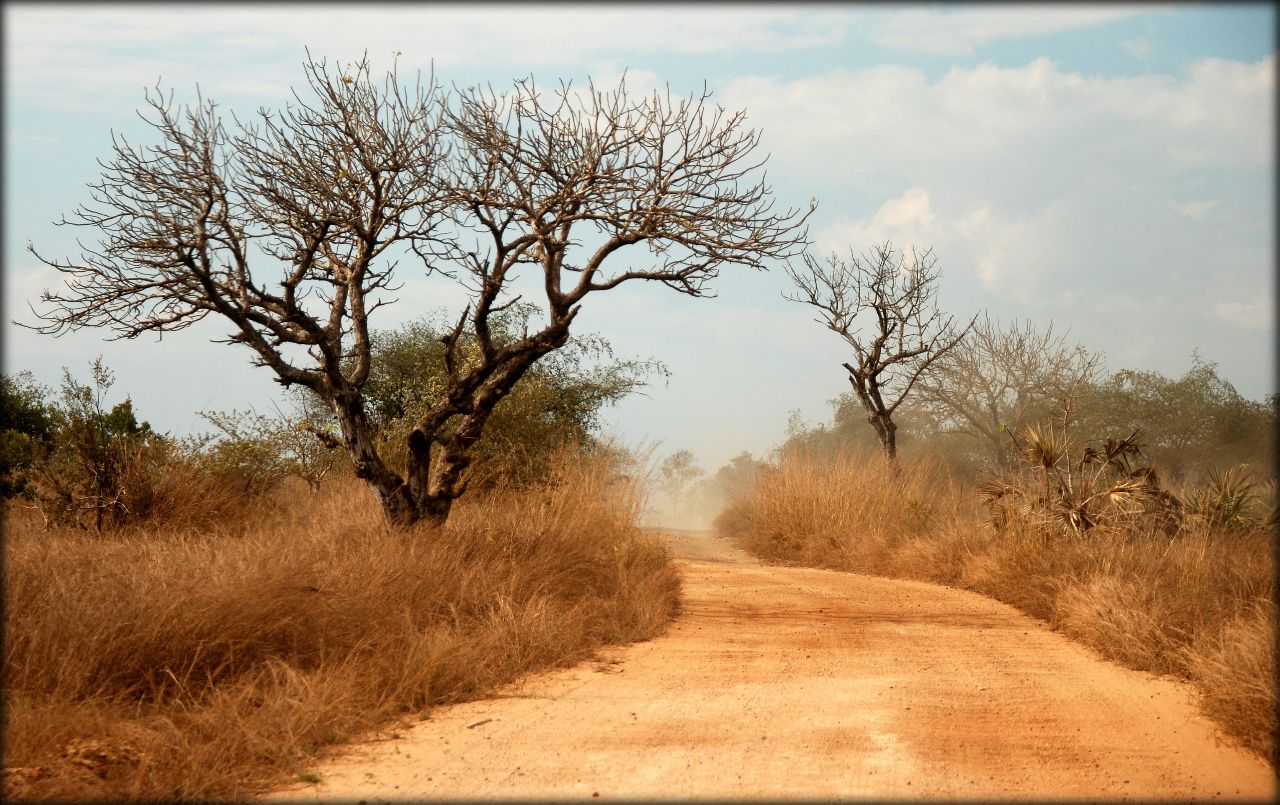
[718,449,1276,765]
[3,453,680,801]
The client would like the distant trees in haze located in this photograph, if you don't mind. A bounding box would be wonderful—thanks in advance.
[656,449,705,522]
[775,237,1269,485]
[774,353,1274,485]
[916,315,1102,467]
[1070,355,1275,482]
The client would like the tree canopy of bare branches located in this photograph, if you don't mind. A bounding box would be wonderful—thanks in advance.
[26,55,812,527]
[915,315,1101,466]
[785,242,973,463]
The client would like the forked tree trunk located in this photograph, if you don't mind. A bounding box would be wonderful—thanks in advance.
[344,434,457,528]
[848,372,899,471]
[330,341,558,529]
[330,392,433,526]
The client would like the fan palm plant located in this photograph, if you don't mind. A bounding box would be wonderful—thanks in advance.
[1182,465,1266,531]
[983,420,1176,537]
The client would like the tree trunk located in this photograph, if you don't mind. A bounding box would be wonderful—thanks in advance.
[397,420,484,530]
[869,413,898,466]
[331,391,426,527]
[849,376,900,472]
[402,341,556,526]
[332,335,565,529]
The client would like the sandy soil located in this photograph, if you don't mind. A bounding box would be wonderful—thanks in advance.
[267,529,1274,802]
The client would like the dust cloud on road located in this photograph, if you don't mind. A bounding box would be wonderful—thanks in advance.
[268,529,1274,801]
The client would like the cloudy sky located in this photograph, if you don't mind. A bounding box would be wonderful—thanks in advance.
[3,3,1274,474]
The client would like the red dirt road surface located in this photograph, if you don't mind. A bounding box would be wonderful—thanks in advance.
[268,529,1275,801]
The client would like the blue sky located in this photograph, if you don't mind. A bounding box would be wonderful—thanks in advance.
[3,3,1275,473]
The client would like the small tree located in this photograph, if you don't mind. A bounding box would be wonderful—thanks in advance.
[26,55,811,527]
[199,394,341,493]
[33,359,155,531]
[916,314,1101,467]
[785,242,973,463]
[704,450,769,507]
[656,448,705,522]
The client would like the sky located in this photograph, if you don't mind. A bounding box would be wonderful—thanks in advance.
[3,3,1275,475]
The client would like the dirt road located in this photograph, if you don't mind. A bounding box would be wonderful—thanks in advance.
[269,529,1274,801]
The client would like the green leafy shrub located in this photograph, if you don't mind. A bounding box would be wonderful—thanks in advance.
[199,394,342,494]
[361,306,664,488]
[0,371,55,499]
[28,359,156,531]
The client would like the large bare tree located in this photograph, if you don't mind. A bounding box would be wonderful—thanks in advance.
[916,315,1101,466]
[785,242,973,463]
[26,56,812,526]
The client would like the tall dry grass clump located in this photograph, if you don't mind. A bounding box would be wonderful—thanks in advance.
[3,451,679,801]
[718,448,1276,765]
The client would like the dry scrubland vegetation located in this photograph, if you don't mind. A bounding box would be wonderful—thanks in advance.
[1,359,679,801]
[718,447,1276,764]
[4,456,677,801]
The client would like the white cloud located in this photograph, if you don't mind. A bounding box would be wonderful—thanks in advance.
[1122,35,1155,59]
[955,205,992,237]
[3,262,64,326]
[813,188,1064,299]
[722,54,1274,198]
[1214,300,1272,331]
[3,5,1170,112]
[814,187,939,254]
[721,54,1273,316]
[875,186,936,230]
[3,6,848,110]
[863,5,1154,56]
[1172,199,1220,220]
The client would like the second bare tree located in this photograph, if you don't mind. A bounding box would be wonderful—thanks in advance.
[786,242,974,464]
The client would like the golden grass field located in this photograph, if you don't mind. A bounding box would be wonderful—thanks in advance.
[3,454,680,801]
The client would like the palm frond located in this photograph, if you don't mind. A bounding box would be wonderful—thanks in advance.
[1018,421,1071,471]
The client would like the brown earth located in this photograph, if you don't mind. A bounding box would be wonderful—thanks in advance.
[266,529,1275,801]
